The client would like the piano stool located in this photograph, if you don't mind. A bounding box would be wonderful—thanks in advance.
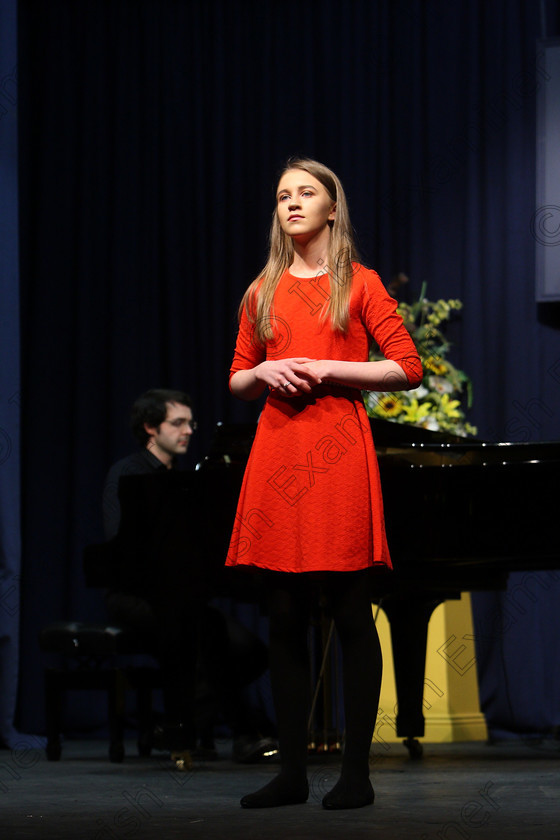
[39,621,161,763]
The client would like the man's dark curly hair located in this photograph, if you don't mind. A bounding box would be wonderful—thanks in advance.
[130,389,192,446]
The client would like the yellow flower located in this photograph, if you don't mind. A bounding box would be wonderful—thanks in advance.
[424,355,448,376]
[439,393,462,419]
[401,399,433,423]
[373,394,405,417]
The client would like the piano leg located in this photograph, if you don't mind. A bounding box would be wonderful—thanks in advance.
[378,593,446,759]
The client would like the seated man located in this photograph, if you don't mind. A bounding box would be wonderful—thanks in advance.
[102,388,276,763]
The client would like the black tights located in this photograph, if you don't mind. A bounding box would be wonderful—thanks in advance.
[241,570,382,809]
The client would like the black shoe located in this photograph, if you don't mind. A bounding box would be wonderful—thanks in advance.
[233,735,279,764]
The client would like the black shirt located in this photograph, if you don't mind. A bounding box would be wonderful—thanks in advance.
[102,448,168,540]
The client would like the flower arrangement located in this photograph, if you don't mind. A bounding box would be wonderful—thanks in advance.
[365,276,477,437]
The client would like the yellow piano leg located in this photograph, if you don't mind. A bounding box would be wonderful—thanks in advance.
[373,592,487,751]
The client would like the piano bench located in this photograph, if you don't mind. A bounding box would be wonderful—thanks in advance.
[39,621,161,763]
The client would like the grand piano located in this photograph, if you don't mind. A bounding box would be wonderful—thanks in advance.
[96,418,560,758]
[195,417,560,757]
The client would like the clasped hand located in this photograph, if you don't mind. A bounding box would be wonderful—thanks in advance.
[257,358,329,396]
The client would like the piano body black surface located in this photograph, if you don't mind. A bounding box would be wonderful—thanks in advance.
[89,420,560,756]
[200,417,560,756]
[370,419,560,755]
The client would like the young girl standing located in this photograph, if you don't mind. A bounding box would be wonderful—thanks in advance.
[226,158,422,809]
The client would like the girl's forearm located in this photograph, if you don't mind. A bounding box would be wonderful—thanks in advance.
[317,359,413,392]
[229,368,268,401]
[231,357,418,402]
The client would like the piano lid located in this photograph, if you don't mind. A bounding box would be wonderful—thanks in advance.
[370,418,560,466]
[200,417,560,470]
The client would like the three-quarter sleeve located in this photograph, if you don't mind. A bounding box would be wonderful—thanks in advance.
[229,305,267,388]
[361,268,423,388]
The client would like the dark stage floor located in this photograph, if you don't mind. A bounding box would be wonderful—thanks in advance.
[1,738,559,839]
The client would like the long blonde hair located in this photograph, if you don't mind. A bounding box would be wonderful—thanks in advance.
[240,157,359,343]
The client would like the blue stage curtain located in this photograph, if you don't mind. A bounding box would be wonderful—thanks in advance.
[472,572,560,741]
[14,0,560,738]
[0,0,39,749]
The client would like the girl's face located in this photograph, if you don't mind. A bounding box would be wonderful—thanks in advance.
[276,169,336,243]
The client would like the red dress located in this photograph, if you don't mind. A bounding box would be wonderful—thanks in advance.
[226,265,422,574]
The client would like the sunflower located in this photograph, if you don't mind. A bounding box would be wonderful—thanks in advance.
[372,394,405,418]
